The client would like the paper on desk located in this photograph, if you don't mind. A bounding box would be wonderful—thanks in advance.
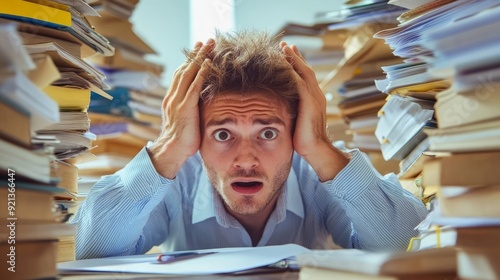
[58,244,310,275]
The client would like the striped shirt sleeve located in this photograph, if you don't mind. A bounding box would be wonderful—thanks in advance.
[70,147,172,259]
[324,150,427,251]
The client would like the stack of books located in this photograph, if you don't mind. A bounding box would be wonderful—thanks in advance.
[419,1,500,278]
[313,0,405,175]
[377,0,500,278]
[0,22,75,279]
[372,0,459,204]
[275,23,352,145]
[0,0,117,264]
[75,0,165,194]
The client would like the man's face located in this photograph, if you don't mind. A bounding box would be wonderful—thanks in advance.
[200,91,294,217]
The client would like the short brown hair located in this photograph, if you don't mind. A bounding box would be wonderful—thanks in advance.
[184,30,299,119]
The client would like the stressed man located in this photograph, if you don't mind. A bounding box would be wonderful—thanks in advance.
[71,31,427,259]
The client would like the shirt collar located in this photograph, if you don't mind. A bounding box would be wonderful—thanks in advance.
[192,167,304,225]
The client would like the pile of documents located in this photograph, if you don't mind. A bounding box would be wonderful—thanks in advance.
[0,22,78,279]
[376,0,500,279]
[76,0,166,196]
[318,0,404,175]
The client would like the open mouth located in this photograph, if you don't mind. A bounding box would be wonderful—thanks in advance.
[231,181,263,194]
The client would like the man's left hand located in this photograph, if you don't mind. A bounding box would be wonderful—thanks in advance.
[281,42,349,182]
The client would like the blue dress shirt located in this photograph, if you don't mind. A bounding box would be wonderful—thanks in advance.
[71,146,427,259]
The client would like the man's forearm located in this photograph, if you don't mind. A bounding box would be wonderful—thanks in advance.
[302,140,350,182]
[71,147,171,259]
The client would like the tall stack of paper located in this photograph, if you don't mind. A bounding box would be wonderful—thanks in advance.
[75,0,165,195]
[86,0,165,124]
[372,0,464,203]
[274,23,353,145]
[376,1,500,278]
[420,3,500,278]
[0,23,75,280]
[312,0,405,175]
[1,0,119,263]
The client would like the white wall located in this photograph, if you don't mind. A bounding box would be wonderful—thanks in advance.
[130,0,191,86]
[233,0,341,34]
[130,0,344,85]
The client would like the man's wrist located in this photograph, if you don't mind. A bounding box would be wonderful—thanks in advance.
[303,140,350,182]
[147,141,186,180]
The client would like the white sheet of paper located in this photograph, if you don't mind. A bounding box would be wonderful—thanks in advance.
[58,244,310,275]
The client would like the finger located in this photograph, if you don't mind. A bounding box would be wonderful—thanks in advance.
[169,42,203,93]
[291,44,306,63]
[176,38,215,99]
[282,45,316,82]
[279,41,287,49]
[185,58,211,106]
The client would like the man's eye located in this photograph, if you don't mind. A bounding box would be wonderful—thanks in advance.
[214,130,232,142]
[260,129,277,140]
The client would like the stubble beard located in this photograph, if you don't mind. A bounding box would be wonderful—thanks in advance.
[203,160,292,216]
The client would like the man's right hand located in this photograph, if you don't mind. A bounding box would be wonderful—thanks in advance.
[148,39,214,179]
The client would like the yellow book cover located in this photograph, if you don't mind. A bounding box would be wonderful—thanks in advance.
[44,85,91,110]
[0,0,71,28]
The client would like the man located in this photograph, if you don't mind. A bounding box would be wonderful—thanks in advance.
[72,31,427,259]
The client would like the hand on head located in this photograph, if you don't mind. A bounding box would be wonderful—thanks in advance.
[279,42,329,157]
[148,39,214,179]
[280,42,349,181]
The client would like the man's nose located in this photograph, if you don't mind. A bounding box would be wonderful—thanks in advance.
[233,140,259,169]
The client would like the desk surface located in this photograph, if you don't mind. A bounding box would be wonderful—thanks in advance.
[60,271,299,280]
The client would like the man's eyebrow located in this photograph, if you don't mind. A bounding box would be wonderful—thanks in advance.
[206,117,236,127]
[253,117,285,126]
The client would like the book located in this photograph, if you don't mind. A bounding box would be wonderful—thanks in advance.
[456,226,500,249]
[24,42,108,90]
[0,186,57,222]
[0,240,58,280]
[43,111,90,131]
[0,98,31,147]
[434,84,500,129]
[91,134,146,158]
[50,160,79,196]
[44,85,91,110]
[0,138,53,183]
[58,235,76,262]
[26,53,61,89]
[0,0,71,28]
[300,266,457,280]
[438,185,500,218]
[0,17,94,58]
[457,248,500,280]
[76,153,131,176]
[19,31,81,58]
[0,22,35,71]
[0,69,60,132]
[422,151,500,187]
[36,130,94,159]
[91,0,140,20]
[87,47,164,76]
[86,15,155,54]
[296,247,457,277]
[0,222,75,242]
[132,110,162,125]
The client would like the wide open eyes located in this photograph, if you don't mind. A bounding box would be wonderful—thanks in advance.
[259,129,278,140]
[214,130,232,142]
[213,128,278,142]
